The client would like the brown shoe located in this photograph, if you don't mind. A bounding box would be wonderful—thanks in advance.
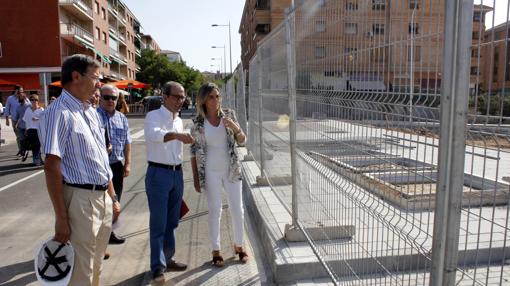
[104,252,111,260]
[166,261,187,272]
[211,250,224,267]
[234,246,249,263]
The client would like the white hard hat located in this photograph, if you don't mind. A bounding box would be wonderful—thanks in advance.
[34,238,74,286]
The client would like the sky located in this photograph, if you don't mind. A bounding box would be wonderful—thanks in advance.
[122,0,245,73]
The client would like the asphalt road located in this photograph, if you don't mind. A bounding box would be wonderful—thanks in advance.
[0,111,271,286]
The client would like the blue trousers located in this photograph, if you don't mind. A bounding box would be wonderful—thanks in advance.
[145,165,184,273]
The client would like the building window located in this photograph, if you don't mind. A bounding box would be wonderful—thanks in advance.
[372,24,384,35]
[319,0,326,7]
[94,1,99,14]
[409,23,419,35]
[346,0,358,10]
[409,0,420,9]
[102,32,107,44]
[408,46,421,61]
[316,20,326,32]
[471,67,479,76]
[471,47,478,58]
[472,31,480,40]
[95,27,100,40]
[255,0,270,9]
[255,24,270,34]
[372,0,385,10]
[102,8,106,20]
[493,52,499,79]
[315,46,326,59]
[473,11,484,22]
[345,23,357,35]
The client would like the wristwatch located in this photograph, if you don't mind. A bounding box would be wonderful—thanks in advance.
[111,194,119,203]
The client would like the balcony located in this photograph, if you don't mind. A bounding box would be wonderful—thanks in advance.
[59,0,93,21]
[109,48,128,65]
[135,48,141,57]
[107,2,118,15]
[60,23,94,47]
[119,16,128,26]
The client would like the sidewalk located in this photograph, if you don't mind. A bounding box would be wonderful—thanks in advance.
[97,122,272,285]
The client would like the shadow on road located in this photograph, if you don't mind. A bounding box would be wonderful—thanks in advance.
[112,271,147,286]
[0,260,36,285]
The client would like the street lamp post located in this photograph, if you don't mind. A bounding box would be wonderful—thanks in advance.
[211,57,223,75]
[210,64,221,79]
[212,45,226,78]
[212,22,232,74]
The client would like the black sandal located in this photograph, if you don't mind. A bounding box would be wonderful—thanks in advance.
[235,247,249,263]
[212,251,224,267]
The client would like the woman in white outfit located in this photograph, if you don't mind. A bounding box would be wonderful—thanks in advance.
[22,94,44,166]
[190,82,248,267]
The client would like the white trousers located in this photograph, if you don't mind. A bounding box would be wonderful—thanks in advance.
[205,168,244,251]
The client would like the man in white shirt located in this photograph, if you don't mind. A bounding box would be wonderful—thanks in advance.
[144,81,193,283]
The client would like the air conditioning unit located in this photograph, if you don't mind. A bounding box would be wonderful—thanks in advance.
[366,31,374,37]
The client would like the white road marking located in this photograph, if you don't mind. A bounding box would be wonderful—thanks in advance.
[0,170,44,193]
[131,129,144,139]
[1,128,145,193]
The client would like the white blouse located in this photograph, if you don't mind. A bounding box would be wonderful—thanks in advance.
[204,118,230,172]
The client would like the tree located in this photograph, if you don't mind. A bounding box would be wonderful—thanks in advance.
[136,49,204,95]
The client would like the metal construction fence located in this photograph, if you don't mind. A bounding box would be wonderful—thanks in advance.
[241,0,510,285]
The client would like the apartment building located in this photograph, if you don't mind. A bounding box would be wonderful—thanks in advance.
[161,50,183,63]
[481,20,510,93]
[0,0,148,102]
[239,0,292,71]
[240,0,491,94]
[141,34,161,54]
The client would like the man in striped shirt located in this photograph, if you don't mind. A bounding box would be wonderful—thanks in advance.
[40,54,120,286]
[97,84,132,245]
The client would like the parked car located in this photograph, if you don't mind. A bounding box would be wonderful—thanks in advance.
[141,95,163,112]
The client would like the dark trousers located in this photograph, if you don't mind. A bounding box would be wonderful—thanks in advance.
[145,165,184,273]
[26,129,41,162]
[110,161,124,201]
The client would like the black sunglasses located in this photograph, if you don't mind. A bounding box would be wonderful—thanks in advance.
[102,95,118,101]
[29,98,38,102]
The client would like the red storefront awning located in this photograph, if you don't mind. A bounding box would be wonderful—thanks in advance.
[0,73,41,90]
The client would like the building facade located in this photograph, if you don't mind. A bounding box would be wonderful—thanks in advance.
[161,50,183,63]
[239,0,292,71]
[0,0,150,102]
[140,34,161,54]
[481,20,510,93]
[240,0,492,94]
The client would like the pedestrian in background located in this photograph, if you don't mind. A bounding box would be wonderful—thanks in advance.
[4,86,29,157]
[12,92,30,161]
[190,82,249,267]
[22,94,44,166]
[98,84,132,246]
[144,81,193,283]
[117,93,130,114]
[39,54,120,286]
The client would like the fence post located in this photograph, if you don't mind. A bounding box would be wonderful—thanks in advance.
[430,0,473,285]
[257,49,265,178]
[285,6,298,227]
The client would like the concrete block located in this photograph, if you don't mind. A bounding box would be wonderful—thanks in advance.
[284,224,355,242]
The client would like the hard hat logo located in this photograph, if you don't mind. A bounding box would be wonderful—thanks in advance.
[38,243,71,282]
[34,238,74,286]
